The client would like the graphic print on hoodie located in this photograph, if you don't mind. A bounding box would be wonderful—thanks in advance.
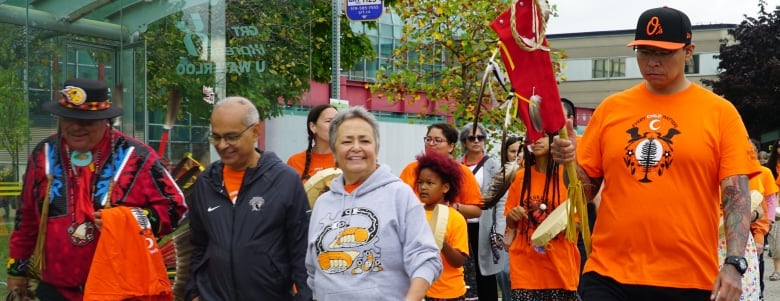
[313,207,384,275]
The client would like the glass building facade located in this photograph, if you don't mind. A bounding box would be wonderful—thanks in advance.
[0,0,418,181]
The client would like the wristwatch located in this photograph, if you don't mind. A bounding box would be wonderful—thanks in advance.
[723,256,748,275]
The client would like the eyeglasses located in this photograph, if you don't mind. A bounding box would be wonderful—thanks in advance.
[467,135,486,142]
[208,123,256,145]
[634,47,680,59]
[424,136,447,145]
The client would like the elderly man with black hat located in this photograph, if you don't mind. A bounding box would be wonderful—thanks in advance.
[6,78,187,300]
[551,6,761,301]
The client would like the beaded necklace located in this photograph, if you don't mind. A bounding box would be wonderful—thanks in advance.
[63,129,113,246]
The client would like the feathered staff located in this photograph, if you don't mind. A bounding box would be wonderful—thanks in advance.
[158,87,183,157]
[490,0,590,253]
[491,0,563,142]
[160,86,214,300]
[476,48,520,209]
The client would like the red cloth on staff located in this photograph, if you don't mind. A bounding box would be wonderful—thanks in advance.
[491,3,565,142]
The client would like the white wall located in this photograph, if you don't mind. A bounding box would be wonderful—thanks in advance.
[560,52,720,81]
[264,111,435,176]
[698,52,720,75]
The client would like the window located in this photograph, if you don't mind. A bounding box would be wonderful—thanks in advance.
[592,58,626,79]
[346,9,447,82]
[592,59,608,78]
[685,54,700,74]
[611,58,626,77]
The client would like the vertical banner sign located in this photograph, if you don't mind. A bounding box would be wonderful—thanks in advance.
[345,0,383,21]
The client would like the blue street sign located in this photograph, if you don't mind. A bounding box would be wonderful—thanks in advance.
[345,0,383,21]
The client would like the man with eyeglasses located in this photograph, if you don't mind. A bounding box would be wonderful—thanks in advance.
[185,96,312,301]
[551,6,761,301]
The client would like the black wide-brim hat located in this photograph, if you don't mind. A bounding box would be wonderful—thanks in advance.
[43,78,123,120]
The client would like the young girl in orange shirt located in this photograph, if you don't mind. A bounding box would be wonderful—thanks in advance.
[416,152,470,301]
[504,135,580,301]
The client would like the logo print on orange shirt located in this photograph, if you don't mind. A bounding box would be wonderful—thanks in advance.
[623,114,681,183]
[646,16,663,36]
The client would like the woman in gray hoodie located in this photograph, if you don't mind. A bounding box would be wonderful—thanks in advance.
[306,106,442,301]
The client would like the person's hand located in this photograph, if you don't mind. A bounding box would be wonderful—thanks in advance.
[710,265,742,301]
[7,275,30,299]
[93,211,102,230]
[507,206,527,222]
[551,120,577,164]
[756,242,765,254]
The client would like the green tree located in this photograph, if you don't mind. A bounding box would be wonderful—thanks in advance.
[0,23,30,182]
[143,0,376,123]
[372,0,505,123]
[371,1,564,141]
[0,71,28,182]
[702,1,780,138]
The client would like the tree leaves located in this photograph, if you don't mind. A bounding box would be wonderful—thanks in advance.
[143,0,375,122]
[702,1,780,138]
[371,0,529,140]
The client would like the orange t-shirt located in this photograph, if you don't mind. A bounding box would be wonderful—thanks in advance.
[750,166,779,245]
[765,165,780,197]
[504,166,580,290]
[577,83,761,290]
[223,166,245,203]
[344,181,363,193]
[776,164,780,186]
[287,151,335,182]
[425,206,469,299]
[399,161,483,206]
[84,206,172,301]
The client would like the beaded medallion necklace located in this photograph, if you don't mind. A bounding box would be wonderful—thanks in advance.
[63,129,113,246]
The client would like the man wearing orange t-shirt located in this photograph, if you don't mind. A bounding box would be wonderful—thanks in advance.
[552,7,760,301]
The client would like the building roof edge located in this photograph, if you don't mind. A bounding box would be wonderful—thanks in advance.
[547,23,737,39]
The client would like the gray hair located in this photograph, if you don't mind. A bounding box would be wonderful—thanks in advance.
[458,123,487,150]
[329,106,380,152]
[214,96,260,126]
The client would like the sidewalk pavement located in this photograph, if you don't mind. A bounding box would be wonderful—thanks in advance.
[763,252,779,300]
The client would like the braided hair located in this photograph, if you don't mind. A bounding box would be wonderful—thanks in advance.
[517,134,562,235]
[301,104,337,180]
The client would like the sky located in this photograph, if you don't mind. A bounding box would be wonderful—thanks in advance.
[546,0,779,34]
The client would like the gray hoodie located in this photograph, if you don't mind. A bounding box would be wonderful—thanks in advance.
[306,164,442,300]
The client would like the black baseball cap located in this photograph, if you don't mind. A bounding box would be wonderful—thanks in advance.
[627,7,692,50]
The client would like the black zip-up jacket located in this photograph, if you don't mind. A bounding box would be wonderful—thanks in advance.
[185,150,312,301]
